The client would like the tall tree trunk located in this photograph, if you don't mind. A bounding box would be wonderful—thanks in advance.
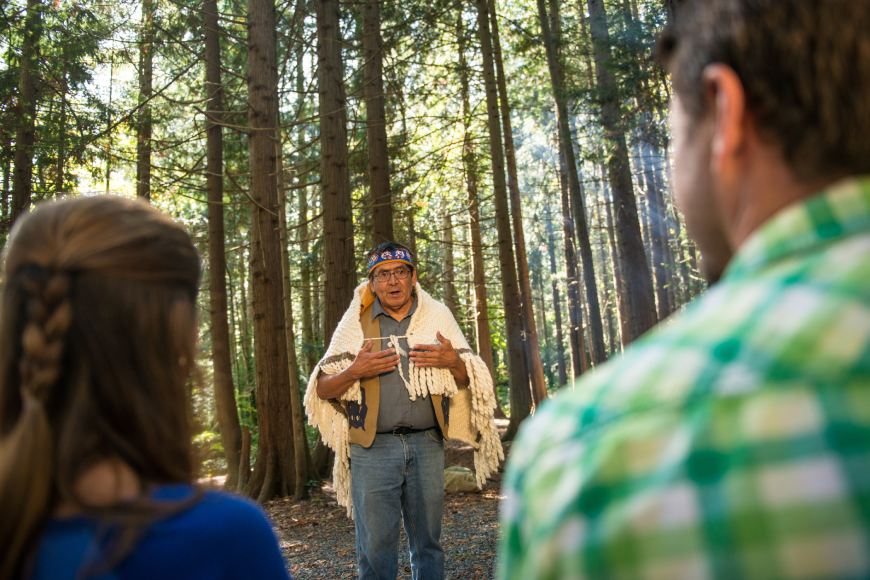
[586,0,656,342]
[12,0,41,224]
[653,142,680,310]
[136,0,155,202]
[442,212,459,312]
[545,195,568,387]
[475,0,530,439]
[405,208,417,257]
[318,0,356,343]
[488,0,547,405]
[313,0,350,479]
[558,143,587,377]
[1,134,10,234]
[638,137,674,319]
[537,0,606,365]
[54,52,68,196]
[456,12,501,416]
[245,0,296,502]
[225,254,250,473]
[276,3,309,498]
[278,170,310,500]
[239,253,255,388]
[362,0,393,244]
[298,187,317,375]
[532,252,552,388]
[204,0,243,490]
[294,19,317,378]
[602,167,628,348]
[105,58,114,194]
[589,186,616,352]
[313,263,324,341]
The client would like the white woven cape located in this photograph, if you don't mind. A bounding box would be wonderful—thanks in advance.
[304,281,504,517]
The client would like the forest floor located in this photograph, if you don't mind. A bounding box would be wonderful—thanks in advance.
[265,426,510,579]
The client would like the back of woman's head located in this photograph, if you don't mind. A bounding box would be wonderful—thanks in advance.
[0,195,201,579]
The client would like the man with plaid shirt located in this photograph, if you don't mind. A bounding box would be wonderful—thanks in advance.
[498,1,870,578]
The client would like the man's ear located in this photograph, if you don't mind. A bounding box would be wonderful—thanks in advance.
[702,64,747,178]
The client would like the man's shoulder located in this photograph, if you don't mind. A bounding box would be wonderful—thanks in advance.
[508,260,870,491]
[511,273,807,446]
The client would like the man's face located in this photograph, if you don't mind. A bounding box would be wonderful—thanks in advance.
[370,262,417,313]
[670,95,734,283]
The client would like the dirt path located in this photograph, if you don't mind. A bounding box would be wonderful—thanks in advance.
[266,440,507,579]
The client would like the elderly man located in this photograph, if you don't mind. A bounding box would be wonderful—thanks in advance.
[305,242,502,580]
[498,1,870,578]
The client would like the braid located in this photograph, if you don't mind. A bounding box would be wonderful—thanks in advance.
[0,266,73,580]
[18,267,73,402]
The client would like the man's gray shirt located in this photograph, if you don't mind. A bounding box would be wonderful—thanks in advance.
[371,296,437,432]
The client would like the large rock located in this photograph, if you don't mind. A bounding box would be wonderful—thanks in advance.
[444,466,478,494]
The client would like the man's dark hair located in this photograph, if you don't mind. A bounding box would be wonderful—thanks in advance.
[366,241,416,278]
[658,0,870,182]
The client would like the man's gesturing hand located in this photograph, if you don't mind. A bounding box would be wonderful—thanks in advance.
[348,340,400,380]
[410,332,469,386]
[409,332,460,368]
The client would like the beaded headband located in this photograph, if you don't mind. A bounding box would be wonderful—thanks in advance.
[366,246,415,274]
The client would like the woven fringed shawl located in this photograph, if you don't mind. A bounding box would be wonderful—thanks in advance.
[304,281,504,517]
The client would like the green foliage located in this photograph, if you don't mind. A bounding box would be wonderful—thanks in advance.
[0,0,704,475]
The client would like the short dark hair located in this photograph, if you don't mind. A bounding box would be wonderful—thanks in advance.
[658,0,870,182]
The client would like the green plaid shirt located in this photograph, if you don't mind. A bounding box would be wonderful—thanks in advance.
[498,177,870,580]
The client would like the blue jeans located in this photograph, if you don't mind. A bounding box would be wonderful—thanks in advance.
[350,429,445,580]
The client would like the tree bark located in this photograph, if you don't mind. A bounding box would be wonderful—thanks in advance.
[245,0,296,502]
[104,58,114,194]
[1,133,10,234]
[278,171,310,500]
[12,0,41,224]
[589,186,616,352]
[545,194,568,387]
[298,186,317,375]
[475,0,530,438]
[204,0,243,490]
[601,165,628,347]
[294,18,318,378]
[532,251,552,388]
[488,0,547,405]
[557,139,587,378]
[537,0,606,365]
[638,137,674,319]
[362,0,393,245]
[55,51,68,196]
[136,0,154,202]
[442,212,459,313]
[456,12,500,415]
[586,0,657,342]
[318,0,356,343]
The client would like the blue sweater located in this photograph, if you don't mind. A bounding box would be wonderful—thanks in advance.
[32,484,292,580]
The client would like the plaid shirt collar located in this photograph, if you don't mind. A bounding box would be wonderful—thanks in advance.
[725,176,870,281]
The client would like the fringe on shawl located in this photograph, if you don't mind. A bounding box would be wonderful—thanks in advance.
[303,281,504,518]
[461,353,505,487]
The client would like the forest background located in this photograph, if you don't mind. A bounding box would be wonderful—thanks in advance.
[0,0,700,503]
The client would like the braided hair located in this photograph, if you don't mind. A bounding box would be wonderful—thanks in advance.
[0,196,201,579]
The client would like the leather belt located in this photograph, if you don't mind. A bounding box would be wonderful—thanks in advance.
[377,426,434,435]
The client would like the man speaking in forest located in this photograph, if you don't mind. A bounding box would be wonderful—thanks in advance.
[304,241,502,580]
[498,1,870,578]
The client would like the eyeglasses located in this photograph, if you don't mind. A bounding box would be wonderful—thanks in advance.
[372,266,412,283]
